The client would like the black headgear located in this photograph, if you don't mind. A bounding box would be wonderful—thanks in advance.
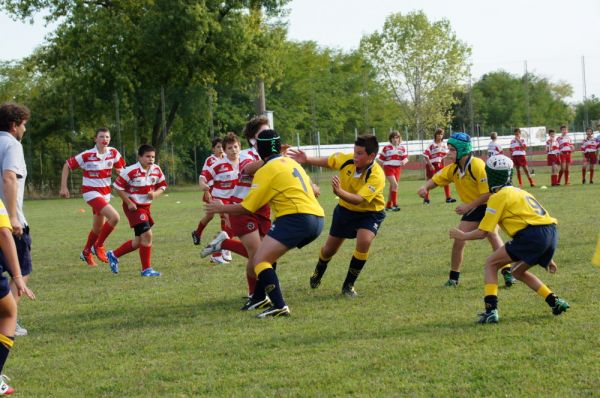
[256,129,281,160]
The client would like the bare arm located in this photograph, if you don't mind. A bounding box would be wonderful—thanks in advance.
[287,149,330,168]
[332,175,363,205]
[241,160,264,176]
[449,227,488,241]
[205,201,251,216]
[0,228,34,299]
[417,179,438,198]
[2,170,22,236]
[116,189,137,210]
[455,192,491,215]
[60,163,71,198]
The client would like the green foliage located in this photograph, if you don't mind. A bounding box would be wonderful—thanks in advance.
[574,95,600,129]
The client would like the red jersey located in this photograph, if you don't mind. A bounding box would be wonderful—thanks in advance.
[423,141,448,164]
[113,162,167,206]
[67,146,125,202]
[581,137,598,153]
[200,157,239,201]
[509,138,527,156]
[558,134,573,153]
[546,137,560,155]
[379,144,408,166]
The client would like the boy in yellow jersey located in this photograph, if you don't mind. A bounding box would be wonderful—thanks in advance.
[289,134,386,297]
[206,130,324,317]
[0,199,35,394]
[417,132,515,287]
[450,155,569,323]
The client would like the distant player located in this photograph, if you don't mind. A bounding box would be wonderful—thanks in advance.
[557,125,574,185]
[60,128,125,266]
[580,127,597,184]
[290,134,386,297]
[206,130,324,317]
[417,132,515,287]
[487,132,503,157]
[509,128,535,187]
[450,155,569,323]
[107,144,167,277]
[377,130,408,211]
[422,128,455,204]
[546,129,561,186]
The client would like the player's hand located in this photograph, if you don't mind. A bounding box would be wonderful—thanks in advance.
[127,202,137,211]
[13,277,35,300]
[287,149,307,164]
[548,261,557,274]
[280,144,291,155]
[426,164,434,172]
[401,158,409,166]
[59,186,70,198]
[455,203,472,215]
[417,186,428,198]
[205,200,222,215]
[449,228,466,240]
[147,190,155,200]
[331,175,341,195]
[311,183,321,198]
[10,216,23,237]
[202,191,212,202]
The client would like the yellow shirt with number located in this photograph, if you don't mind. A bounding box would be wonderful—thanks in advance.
[327,153,385,212]
[432,156,489,204]
[241,156,324,218]
[0,200,11,231]
[479,186,557,237]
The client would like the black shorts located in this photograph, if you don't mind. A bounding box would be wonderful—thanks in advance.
[0,225,32,277]
[461,204,487,222]
[329,205,386,239]
[505,224,558,268]
[268,214,324,249]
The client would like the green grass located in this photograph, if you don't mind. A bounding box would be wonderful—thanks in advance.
[10,168,600,397]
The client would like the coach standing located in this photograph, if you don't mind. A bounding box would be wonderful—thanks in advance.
[0,103,32,336]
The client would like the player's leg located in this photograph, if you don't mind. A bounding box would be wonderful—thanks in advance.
[240,230,262,298]
[341,228,376,297]
[310,235,345,289]
[582,157,588,183]
[252,236,291,317]
[590,157,595,183]
[485,226,516,287]
[564,155,571,184]
[557,158,565,184]
[511,261,568,315]
[138,228,159,276]
[515,165,523,187]
[446,220,479,286]
[477,245,513,323]
[93,204,120,263]
[0,290,17,394]
[192,212,214,245]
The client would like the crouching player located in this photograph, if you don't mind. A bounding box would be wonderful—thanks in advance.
[206,130,324,317]
[107,145,167,277]
[450,155,569,323]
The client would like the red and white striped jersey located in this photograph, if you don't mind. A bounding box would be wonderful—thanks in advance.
[423,142,448,164]
[230,147,270,218]
[546,138,560,155]
[487,141,503,156]
[201,154,223,189]
[558,134,573,152]
[581,137,599,153]
[113,162,167,206]
[200,158,239,200]
[378,144,408,166]
[67,146,125,202]
[509,138,527,156]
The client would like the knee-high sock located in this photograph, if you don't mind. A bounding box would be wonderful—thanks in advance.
[84,230,98,252]
[0,334,14,374]
[484,283,498,312]
[582,168,586,181]
[255,262,285,308]
[591,169,594,182]
[95,222,115,247]
[516,169,523,186]
[139,245,152,271]
[195,220,207,237]
[565,170,570,184]
[221,239,248,258]
[557,170,563,184]
[343,250,368,288]
[443,185,451,199]
[113,240,135,258]
[391,190,398,206]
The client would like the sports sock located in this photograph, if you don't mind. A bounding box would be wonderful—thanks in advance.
[342,250,368,288]
[582,168,586,181]
[314,248,333,278]
[139,245,152,271]
[517,170,523,186]
[95,222,115,247]
[424,191,430,201]
[386,199,392,209]
[484,283,498,312]
[565,170,570,184]
[0,334,14,374]
[391,190,398,206]
[551,174,557,185]
[195,220,207,237]
[591,169,594,182]
[221,239,248,258]
[255,262,285,309]
[84,230,98,252]
[557,170,563,184]
[449,270,460,282]
[443,185,451,199]
[113,240,135,258]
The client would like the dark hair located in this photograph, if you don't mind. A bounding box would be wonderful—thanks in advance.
[513,128,520,134]
[586,127,593,132]
[434,128,444,137]
[222,132,240,149]
[243,115,270,143]
[138,144,156,157]
[355,134,379,155]
[560,125,567,130]
[95,127,110,137]
[211,137,223,148]
[388,130,400,141]
[0,102,30,132]
[548,129,555,134]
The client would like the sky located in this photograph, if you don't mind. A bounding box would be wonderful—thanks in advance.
[1,0,599,103]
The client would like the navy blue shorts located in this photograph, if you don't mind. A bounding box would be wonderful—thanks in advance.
[461,204,487,222]
[0,276,9,299]
[0,226,32,277]
[505,224,558,268]
[329,205,386,239]
[268,214,324,249]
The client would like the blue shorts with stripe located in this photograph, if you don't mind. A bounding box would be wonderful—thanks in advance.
[268,214,324,249]
[505,224,558,268]
[329,205,386,239]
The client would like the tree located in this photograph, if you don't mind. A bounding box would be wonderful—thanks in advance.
[574,96,600,129]
[360,11,471,137]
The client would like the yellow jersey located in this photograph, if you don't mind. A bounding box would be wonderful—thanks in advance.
[327,153,385,212]
[432,156,489,204]
[0,200,11,231]
[242,156,324,218]
[479,186,557,237]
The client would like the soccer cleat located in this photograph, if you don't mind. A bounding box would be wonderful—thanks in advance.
[423,199,430,205]
[80,250,97,267]
[582,179,586,184]
[443,279,459,287]
[91,244,109,263]
[391,205,401,212]
[200,231,229,258]
[141,268,161,277]
[445,197,457,203]
[552,298,570,315]
[477,309,499,324]
[502,271,517,287]
[209,255,229,264]
[0,375,14,395]
[14,322,27,337]
[342,285,358,298]
[221,250,232,262]
[241,296,272,311]
[385,207,392,212]
[191,230,201,245]
[309,268,325,289]
[256,305,290,318]
[107,250,119,274]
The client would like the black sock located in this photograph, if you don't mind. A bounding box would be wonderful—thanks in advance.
[252,277,266,302]
[484,295,498,312]
[449,270,460,282]
[545,293,558,307]
[314,258,329,277]
[272,262,277,271]
[258,268,286,309]
[343,256,367,288]
[0,335,14,374]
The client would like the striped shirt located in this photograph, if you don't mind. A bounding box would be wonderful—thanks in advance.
[509,138,527,156]
[67,147,125,202]
[200,158,239,200]
[379,144,408,166]
[423,142,448,164]
[113,162,167,206]
[557,134,574,153]
[546,138,560,155]
[581,137,598,153]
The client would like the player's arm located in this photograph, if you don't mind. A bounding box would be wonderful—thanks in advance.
[115,186,136,210]
[0,227,34,299]
[205,201,250,216]
[198,175,211,192]
[60,162,72,198]
[287,149,330,168]
[331,175,363,205]
[2,170,22,236]
[241,160,265,176]
[449,227,488,241]
[455,192,491,215]
[147,186,166,201]
[417,178,438,198]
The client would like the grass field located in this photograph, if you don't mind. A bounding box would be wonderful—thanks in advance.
[9,167,600,397]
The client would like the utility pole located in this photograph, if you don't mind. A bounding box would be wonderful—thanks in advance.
[582,55,589,128]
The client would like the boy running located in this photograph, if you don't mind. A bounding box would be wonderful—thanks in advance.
[377,131,408,211]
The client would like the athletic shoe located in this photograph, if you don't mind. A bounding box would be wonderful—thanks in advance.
[191,230,201,245]
[391,205,401,212]
[385,207,392,212]
[14,322,27,337]
[443,279,459,287]
[241,296,272,311]
[141,268,161,277]
[309,268,325,289]
[445,197,457,203]
[80,250,97,267]
[582,180,586,184]
[107,250,119,274]
[222,250,232,262]
[201,231,229,258]
[477,309,499,324]
[552,298,570,315]
[256,306,290,318]
[502,271,517,287]
[209,255,229,264]
[0,375,14,395]
[91,244,109,263]
[342,285,358,298]
[423,199,430,205]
